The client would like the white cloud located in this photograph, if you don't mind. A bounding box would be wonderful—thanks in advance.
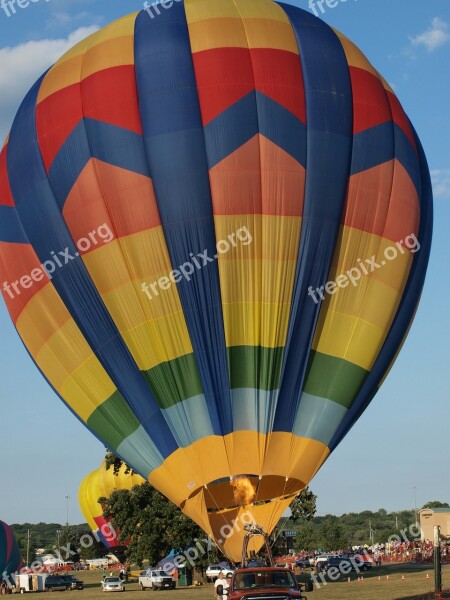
[0,25,100,144]
[431,169,450,199]
[410,17,450,53]
[46,11,103,30]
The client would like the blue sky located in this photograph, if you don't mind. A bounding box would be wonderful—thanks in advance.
[0,0,449,526]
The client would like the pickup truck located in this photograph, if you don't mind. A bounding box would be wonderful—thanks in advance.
[138,569,176,591]
[218,567,313,599]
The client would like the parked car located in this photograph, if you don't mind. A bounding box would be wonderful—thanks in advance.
[61,576,84,590]
[206,564,235,582]
[138,570,176,591]
[325,555,372,573]
[45,576,71,592]
[101,577,125,592]
[222,567,313,599]
[313,555,331,569]
[295,558,311,568]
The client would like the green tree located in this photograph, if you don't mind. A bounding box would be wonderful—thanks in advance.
[290,487,317,522]
[422,501,450,509]
[103,483,207,568]
[320,519,349,551]
[293,522,318,552]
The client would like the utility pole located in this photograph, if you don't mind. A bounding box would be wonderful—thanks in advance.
[65,494,70,527]
[413,485,418,526]
[56,530,61,560]
[26,530,31,567]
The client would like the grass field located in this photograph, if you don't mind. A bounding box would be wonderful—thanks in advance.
[35,565,450,600]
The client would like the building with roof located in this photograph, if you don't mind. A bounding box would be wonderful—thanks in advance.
[419,507,450,541]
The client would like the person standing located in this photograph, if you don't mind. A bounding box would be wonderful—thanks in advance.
[214,572,229,599]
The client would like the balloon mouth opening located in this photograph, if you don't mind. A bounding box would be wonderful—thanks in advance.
[181,474,305,511]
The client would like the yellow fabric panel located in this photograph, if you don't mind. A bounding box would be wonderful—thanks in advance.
[187,19,298,53]
[102,281,183,325]
[187,19,247,51]
[321,277,401,331]
[35,318,93,389]
[120,313,193,371]
[185,0,290,22]
[61,355,117,422]
[264,433,330,482]
[219,259,296,304]
[82,13,138,49]
[329,228,414,293]
[38,13,137,103]
[150,433,329,507]
[309,227,413,369]
[222,302,290,348]
[181,492,214,540]
[332,28,379,78]
[82,230,173,293]
[15,284,70,356]
[150,438,230,506]
[226,430,265,474]
[214,215,301,261]
[81,229,194,368]
[313,311,390,371]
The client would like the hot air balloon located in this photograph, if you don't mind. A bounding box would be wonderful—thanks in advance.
[0,0,432,562]
[78,461,145,548]
[0,521,22,581]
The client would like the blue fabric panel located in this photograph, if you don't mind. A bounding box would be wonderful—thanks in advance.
[0,206,28,243]
[204,91,307,169]
[273,4,353,433]
[134,6,233,436]
[49,120,150,209]
[351,122,420,194]
[6,75,178,460]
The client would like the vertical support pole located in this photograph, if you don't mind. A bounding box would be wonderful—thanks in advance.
[434,525,442,599]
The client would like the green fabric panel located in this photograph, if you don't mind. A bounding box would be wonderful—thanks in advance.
[303,351,368,408]
[143,353,204,409]
[87,390,140,449]
[228,346,285,391]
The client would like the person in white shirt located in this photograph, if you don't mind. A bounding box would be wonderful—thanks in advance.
[214,572,229,599]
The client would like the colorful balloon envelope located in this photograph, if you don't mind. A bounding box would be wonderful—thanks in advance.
[0,521,22,579]
[78,461,145,549]
[0,0,432,560]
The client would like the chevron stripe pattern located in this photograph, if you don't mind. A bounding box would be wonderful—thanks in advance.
[0,0,432,560]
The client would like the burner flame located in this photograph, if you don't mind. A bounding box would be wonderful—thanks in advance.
[231,476,256,506]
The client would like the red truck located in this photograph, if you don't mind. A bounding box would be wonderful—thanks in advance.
[218,566,313,599]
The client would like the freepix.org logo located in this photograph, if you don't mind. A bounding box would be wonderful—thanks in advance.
[2,224,114,301]
[141,226,253,301]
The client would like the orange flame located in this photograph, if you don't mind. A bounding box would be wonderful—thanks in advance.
[231,476,256,506]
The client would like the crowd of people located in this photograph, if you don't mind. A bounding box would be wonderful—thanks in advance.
[276,538,450,568]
